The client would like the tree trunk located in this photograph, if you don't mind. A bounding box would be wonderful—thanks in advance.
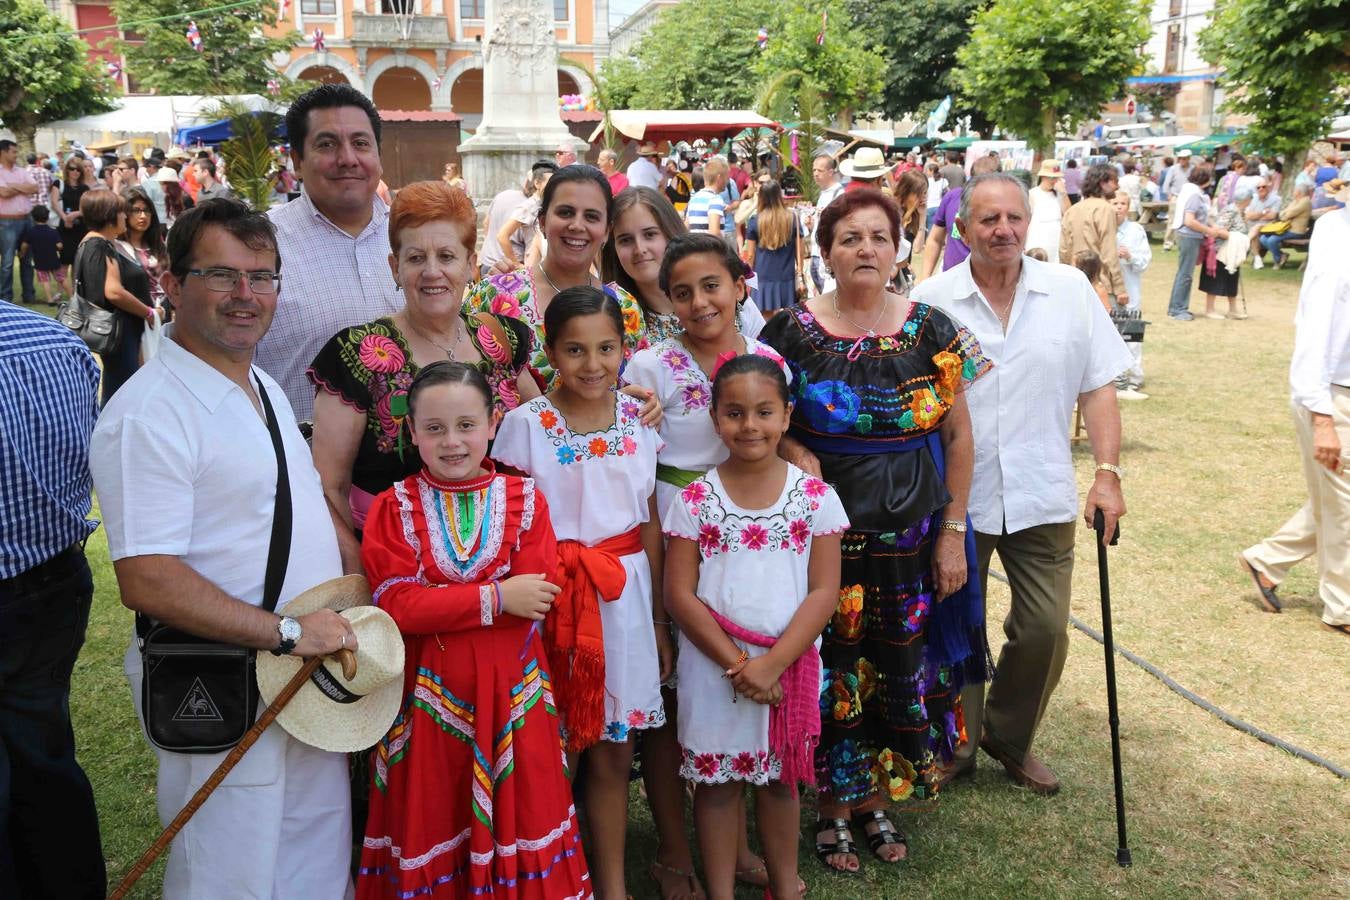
[1281,147,1306,204]
[13,121,37,157]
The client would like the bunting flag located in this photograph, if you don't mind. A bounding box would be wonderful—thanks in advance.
[432,75,443,91]
[267,78,281,96]
[312,28,326,51]
[277,0,290,24]
[756,27,768,50]
[816,9,827,46]
[790,132,800,167]
[186,20,203,52]
[106,60,123,79]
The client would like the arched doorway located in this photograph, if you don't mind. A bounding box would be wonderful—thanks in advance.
[451,69,484,115]
[297,66,349,85]
[372,67,431,111]
[557,70,580,97]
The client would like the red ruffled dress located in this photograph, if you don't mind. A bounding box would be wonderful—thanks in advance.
[357,464,591,900]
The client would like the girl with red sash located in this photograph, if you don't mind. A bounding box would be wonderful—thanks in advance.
[492,287,669,900]
[357,361,589,899]
[664,355,848,900]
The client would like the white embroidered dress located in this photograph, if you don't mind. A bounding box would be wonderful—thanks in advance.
[663,464,849,784]
[622,337,791,522]
[493,392,667,742]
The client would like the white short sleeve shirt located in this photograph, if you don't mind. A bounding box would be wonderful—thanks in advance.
[90,337,342,613]
[913,256,1131,534]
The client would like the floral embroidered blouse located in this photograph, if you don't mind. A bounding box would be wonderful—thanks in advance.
[307,312,531,522]
[758,301,992,532]
[464,267,647,389]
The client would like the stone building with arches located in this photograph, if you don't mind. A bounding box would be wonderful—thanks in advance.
[273,0,609,132]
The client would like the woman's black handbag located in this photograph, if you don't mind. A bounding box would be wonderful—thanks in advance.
[138,379,293,753]
[56,240,122,355]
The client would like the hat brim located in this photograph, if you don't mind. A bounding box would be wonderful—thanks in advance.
[839,162,892,179]
[257,576,405,753]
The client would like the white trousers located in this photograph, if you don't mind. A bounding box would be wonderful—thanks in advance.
[128,649,353,899]
[1243,389,1350,626]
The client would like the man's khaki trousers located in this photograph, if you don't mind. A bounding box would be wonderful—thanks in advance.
[957,520,1077,765]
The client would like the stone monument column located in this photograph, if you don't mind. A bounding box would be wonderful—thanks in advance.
[458,0,588,203]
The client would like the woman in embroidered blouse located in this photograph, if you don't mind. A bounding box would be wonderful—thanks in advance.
[309,181,533,538]
[759,188,992,875]
[466,164,649,389]
[603,186,766,344]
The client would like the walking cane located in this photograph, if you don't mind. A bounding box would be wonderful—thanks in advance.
[108,649,357,899]
[1093,509,1131,867]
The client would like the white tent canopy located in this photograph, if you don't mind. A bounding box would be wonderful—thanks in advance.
[35,94,272,155]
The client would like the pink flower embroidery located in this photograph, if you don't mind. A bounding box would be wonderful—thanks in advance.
[476,322,509,364]
[789,518,811,552]
[627,709,647,726]
[731,752,758,776]
[698,523,722,554]
[621,435,637,455]
[498,377,520,410]
[681,383,710,410]
[803,478,829,499]
[693,753,720,779]
[681,481,710,506]
[359,335,405,374]
[740,523,769,550]
[661,347,690,371]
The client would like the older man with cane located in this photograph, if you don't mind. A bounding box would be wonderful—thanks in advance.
[913,172,1131,795]
[91,199,357,897]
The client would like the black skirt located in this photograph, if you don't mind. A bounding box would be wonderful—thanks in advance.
[1198,261,1240,297]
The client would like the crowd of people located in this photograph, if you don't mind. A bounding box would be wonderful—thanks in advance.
[2,82,1347,900]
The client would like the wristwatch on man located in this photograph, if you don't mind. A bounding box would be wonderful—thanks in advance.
[273,616,302,656]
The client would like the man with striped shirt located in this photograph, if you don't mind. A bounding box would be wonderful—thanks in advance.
[0,303,106,899]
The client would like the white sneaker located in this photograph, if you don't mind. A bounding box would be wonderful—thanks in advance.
[1252,255,1264,270]
[1116,388,1150,401]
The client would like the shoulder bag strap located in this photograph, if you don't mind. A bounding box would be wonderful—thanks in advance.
[133,374,294,642]
[255,376,292,613]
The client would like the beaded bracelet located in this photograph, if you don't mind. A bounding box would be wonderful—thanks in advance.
[723,648,749,677]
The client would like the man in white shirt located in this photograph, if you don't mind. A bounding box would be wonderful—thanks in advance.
[913,173,1131,794]
[1241,188,1350,635]
[625,141,662,190]
[254,84,402,422]
[807,154,845,295]
[1113,190,1152,398]
[1161,150,1193,250]
[90,199,358,897]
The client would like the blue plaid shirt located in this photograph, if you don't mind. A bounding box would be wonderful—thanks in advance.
[0,304,100,578]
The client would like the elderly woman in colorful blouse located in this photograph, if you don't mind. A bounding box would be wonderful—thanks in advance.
[759,188,991,875]
[308,181,533,539]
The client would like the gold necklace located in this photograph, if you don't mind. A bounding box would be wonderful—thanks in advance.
[537,260,594,296]
[405,313,467,360]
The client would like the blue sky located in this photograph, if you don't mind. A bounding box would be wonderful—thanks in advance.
[609,0,648,29]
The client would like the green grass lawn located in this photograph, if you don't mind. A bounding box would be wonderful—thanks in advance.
[56,251,1350,898]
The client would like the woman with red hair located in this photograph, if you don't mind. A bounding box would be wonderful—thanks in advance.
[308,180,535,537]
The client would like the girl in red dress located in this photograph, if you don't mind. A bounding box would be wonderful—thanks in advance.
[357,361,590,899]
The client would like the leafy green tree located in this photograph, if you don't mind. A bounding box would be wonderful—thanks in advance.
[113,0,298,95]
[753,1,884,125]
[0,0,116,153]
[846,0,987,127]
[953,0,1150,155]
[1198,0,1350,197]
[210,100,285,210]
[598,0,772,110]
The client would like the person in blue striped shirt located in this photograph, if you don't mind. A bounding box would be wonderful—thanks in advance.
[0,302,106,899]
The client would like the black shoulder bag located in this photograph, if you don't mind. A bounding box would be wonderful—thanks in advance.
[138,377,293,753]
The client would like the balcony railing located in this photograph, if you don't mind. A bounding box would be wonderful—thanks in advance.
[350,12,452,47]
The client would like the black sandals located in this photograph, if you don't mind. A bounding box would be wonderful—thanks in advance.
[851,808,907,862]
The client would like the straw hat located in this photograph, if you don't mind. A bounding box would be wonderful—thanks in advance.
[154,167,180,184]
[1325,178,1350,202]
[839,147,893,180]
[165,147,191,160]
[1177,149,1193,159]
[637,141,661,157]
[256,575,405,753]
[1035,159,1062,181]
